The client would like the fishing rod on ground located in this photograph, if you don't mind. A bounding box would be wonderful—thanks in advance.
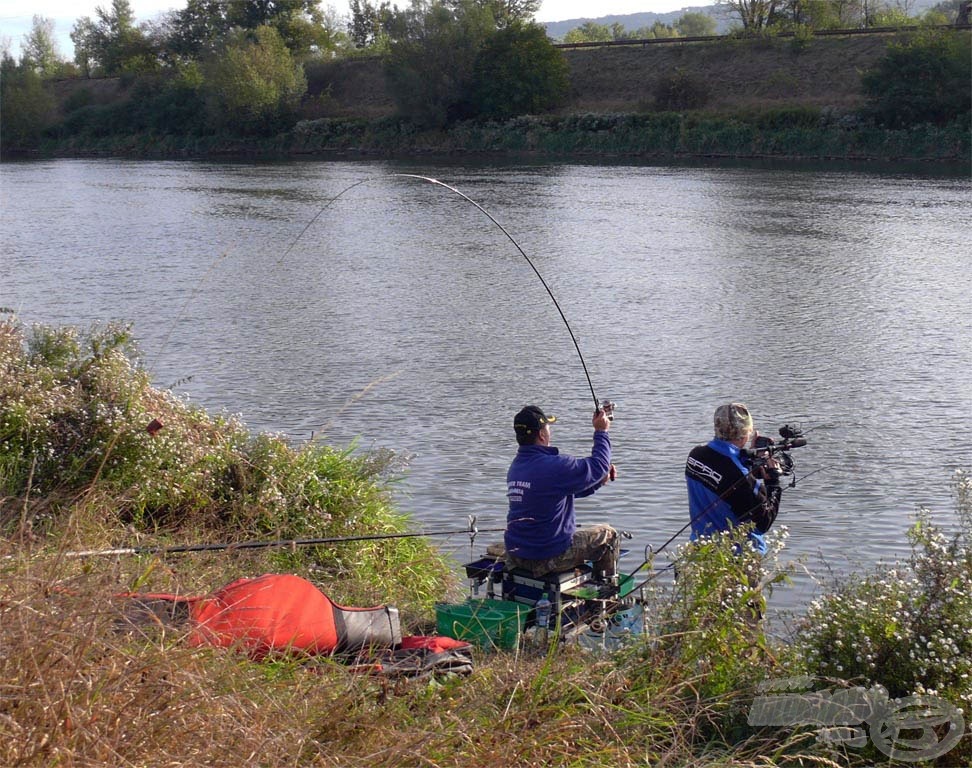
[52,517,506,560]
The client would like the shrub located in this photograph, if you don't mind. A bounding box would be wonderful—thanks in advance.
[653,68,711,111]
[0,62,56,148]
[384,1,494,127]
[752,105,821,129]
[861,30,972,128]
[203,25,308,135]
[613,526,797,752]
[795,470,972,763]
[0,317,453,614]
[469,21,569,119]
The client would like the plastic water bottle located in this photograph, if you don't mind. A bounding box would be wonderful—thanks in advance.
[535,593,552,630]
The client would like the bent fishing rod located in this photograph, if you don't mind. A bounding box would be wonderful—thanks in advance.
[279,173,606,414]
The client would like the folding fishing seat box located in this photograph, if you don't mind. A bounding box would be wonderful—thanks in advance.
[465,553,608,607]
[464,545,638,634]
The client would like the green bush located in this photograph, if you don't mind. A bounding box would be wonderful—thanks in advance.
[0,317,453,614]
[752,105,821,129]
[203,25,308,135]
[862,30,972,127]
[469,21,569,119]
[614,526,797,751]
[0,62,56,149]
[384,1,495,127]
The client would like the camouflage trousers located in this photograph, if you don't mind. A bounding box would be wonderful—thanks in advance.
[506,524,619,579]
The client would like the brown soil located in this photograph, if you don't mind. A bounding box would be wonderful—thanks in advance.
[307,33,905,119]
[561,34,895,113]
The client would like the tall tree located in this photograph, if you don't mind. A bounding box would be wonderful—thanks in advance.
[719,0,780,29]
[71,0,155,75]
[225,0,329,55]
[348,0,394,48]
[676,11,717,36]
[445,0,541,27]
[470,21,568,118]
[20,16,63,77]
[385,0,495,126]
[70,17,100,77]
[0,54,56,147]
[562,22,613,42]
[203,25,308,133]
[169,0,230,59]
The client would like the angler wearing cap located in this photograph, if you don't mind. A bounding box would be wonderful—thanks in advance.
[504,405,619,581]
[685,402,782,554]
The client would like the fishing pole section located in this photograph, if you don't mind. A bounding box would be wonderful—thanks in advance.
[52,517,504,561]
[278,172,613,418]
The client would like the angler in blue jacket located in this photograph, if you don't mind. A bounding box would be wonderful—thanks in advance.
[685,402,782,554]
[504,404,619,580]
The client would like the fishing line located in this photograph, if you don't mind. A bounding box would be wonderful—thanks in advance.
[278,173,603,412]
[45,174,604,561]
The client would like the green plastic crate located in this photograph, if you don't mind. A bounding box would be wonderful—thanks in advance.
[436,599,526,650]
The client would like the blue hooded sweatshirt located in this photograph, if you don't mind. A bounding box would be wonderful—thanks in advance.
[504,431,611,561]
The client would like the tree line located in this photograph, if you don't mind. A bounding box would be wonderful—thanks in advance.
[560,0,968,42]
[1,0,970,149]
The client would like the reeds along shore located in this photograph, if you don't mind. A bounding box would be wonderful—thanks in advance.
[19,111,972,163]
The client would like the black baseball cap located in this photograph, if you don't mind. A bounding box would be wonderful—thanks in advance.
[514,405,556,436]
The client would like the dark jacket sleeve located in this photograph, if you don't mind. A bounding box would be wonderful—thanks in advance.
[745,480,781,533]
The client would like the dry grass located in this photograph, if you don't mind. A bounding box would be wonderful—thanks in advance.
[0,540,809,768]
[0,544,829,768]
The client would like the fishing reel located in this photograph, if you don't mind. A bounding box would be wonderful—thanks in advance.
[743,424,807,487]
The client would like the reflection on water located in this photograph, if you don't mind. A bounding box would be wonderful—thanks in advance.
[2,157,971,614]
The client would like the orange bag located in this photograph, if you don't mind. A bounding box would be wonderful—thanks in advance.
[188,573,400,659]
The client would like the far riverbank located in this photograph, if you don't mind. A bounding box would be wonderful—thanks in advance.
[15,111,970,165]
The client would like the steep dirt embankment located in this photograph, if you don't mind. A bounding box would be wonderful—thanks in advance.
[562,34,894,113]
[309,33,899,118]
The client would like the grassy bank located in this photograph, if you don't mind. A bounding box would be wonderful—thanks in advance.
[18,109,969,164]
[2,316,970,766]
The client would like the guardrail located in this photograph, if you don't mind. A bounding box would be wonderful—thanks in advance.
[553,23,971,49]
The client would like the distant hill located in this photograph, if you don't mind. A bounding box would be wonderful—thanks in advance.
[541,0,943,40]
[542,5,733,40]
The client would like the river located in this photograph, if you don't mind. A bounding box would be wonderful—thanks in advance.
[2,157,970,616]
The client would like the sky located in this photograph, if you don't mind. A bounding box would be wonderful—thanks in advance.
[0,0,690,58]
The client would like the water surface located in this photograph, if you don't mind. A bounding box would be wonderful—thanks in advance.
[2,157,970,615]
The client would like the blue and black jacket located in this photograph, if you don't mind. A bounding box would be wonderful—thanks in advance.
[505,431,611,561]
[685,439,781,554]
